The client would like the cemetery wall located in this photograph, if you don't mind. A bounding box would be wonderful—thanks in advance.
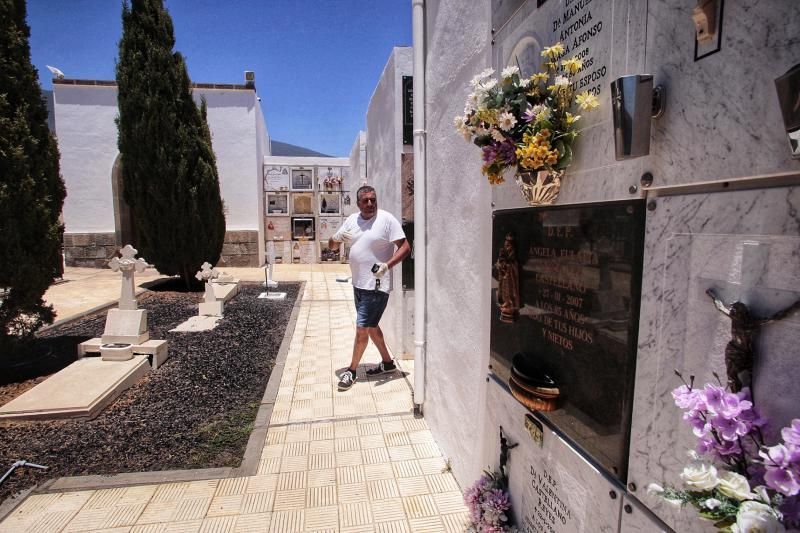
[365,47,414,358]
[52,81,267,267]
[422,0,800,530]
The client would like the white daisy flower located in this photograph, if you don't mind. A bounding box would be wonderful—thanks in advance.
[497,111,517,131]
[480,78,498,91]
[519,77,532,88]
[501,65,519,79]
[554,75,569,86]
[490,128,505,142]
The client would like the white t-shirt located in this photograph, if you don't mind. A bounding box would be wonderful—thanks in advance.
[343,209,406,293]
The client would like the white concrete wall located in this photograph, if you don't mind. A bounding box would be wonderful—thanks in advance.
[53,83,265,241]
[198,88,260,232]
[254,97,271,264]
[346,131,367,216]
[421,1,800,529]
[365,47,413,360]
[421,0,493,487]
[53,85,119,234]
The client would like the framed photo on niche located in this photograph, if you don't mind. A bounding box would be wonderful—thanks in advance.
[266,193,289,215]
[319,192,340,215]
[292,193,314,215]
[291,168,314,190]
[292,217,315,240]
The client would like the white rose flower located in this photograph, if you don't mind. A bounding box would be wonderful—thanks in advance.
[717,471,755,501]
[680,462,719,491]
[703,498,722,509]
[731,501,785,533]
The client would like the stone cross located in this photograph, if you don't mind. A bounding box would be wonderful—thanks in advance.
[196,262,220,304]
[108,245,148,311]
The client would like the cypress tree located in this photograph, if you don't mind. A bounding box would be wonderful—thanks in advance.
[116,0,225,287]
[0,0,67,349]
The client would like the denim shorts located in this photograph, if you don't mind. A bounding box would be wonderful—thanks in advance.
[354,287,390,327]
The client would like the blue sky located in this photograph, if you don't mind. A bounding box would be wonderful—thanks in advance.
[27,0,412,157]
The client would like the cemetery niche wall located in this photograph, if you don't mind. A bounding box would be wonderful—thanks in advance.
[490,200,645,484]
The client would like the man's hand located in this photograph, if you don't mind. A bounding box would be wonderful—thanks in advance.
[373,263,389,279]
[332,228,355,243]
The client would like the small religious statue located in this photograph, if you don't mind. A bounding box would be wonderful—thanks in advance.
[495,233,521,323]
[499,426,518,483]
[707,288,800,393]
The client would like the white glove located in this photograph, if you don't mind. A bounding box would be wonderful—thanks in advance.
[332,228,355,243]
[373,263,389,279]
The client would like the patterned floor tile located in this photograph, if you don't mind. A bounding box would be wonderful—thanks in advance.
[308,468,337,487]
[306,485,337,508]
[303,505,338,531]
[396,477,430,498]
[337,502,371,528]
[336,483,367,504]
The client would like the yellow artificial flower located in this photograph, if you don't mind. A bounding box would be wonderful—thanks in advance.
[565,112,581,125]
[540,42,565,59]
[474,108,499,125]
[576,91,599,110]
[561,57,583,75]
[530,72,549,84]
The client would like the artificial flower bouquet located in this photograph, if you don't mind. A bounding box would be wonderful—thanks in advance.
[464,470,517,532]
[321,174,342,188]
[454,42,599,185]
[648,372,799,532]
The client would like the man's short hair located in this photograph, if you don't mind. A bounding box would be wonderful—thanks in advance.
[356,185,376,201]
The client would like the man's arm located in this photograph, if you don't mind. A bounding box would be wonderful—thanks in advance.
[387,238,411,269]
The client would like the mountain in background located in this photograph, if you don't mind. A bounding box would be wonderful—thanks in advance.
[270,139,330,157]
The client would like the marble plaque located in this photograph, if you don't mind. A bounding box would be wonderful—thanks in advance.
[266,217,291,242]
[627,186,800,531]
[484,378,622,532]
[490,200,646,482]
[319,192,340,215]
[292,193,314,215]
[264,165,290,191]
[318,217,342,242]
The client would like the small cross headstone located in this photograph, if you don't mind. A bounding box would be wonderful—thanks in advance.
[196,262,220,304]
[109,245,149,311]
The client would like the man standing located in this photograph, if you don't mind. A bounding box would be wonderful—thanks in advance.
[329,185,410,391]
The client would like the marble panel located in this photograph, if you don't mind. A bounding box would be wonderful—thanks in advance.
[484,378,623,532]
[627,186,800,530]
[645,0,800,186]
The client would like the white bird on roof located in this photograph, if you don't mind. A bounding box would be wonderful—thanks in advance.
[46,65,65,79]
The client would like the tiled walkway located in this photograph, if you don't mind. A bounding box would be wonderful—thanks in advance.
[0,265,469,532]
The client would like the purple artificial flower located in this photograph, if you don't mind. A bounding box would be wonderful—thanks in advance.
[712,414,749,441]
[703,384,725,412]
[683,411,710,438]
[482,144,500,165]
[783,419,800,446]
[716,391,753,419]
[522,107,536,123]
[496,140,518,166]
[764,465,800,496]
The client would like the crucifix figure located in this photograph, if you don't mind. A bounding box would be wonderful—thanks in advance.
[109,245,149,311]
[706,288,800,393]
[499,426,518,484]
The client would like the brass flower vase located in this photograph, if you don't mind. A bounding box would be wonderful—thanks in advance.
[514,169,564,206]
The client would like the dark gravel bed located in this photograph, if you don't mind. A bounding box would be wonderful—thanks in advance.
[0,281,300,506]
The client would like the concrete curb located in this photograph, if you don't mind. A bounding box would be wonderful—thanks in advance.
[0,281,305,514]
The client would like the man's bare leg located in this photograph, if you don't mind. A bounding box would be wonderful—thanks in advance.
[367,326,393,364]
[348,327,370,371]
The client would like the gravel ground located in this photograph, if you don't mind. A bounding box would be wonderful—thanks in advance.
[0,281,300,505]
